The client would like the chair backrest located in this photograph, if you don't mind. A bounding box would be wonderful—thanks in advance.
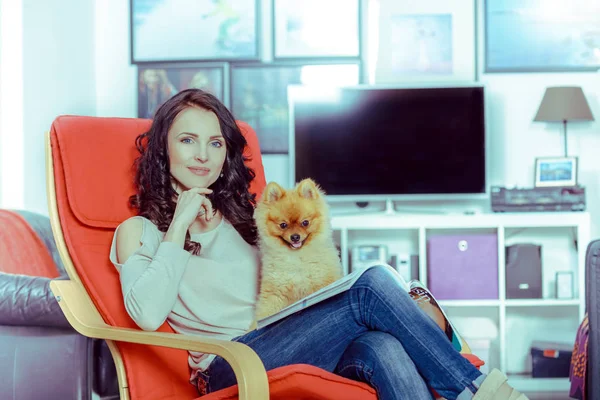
[47,115,266,399]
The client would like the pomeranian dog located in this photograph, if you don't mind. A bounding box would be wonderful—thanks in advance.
[253,178,343,320]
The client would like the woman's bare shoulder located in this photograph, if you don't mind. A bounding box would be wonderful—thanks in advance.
[115,216,160,264]
[117,216,144,237]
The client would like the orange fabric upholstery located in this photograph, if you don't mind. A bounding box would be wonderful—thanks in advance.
[52,117,266,229]
[0,210,59,278]
[201,364,376,400]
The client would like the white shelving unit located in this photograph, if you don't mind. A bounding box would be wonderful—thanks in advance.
[331,211,591,393]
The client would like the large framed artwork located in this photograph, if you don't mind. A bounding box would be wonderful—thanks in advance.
[137,63,228,119]
[485,0,600,72]
[230,62,361,154]
[368,0,476,84]
[273,0,361,59]
[131,0,259,63]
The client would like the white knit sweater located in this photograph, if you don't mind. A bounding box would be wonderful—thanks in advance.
[109,216,260,379]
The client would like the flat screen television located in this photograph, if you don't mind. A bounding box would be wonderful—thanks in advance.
[288,84,487,201]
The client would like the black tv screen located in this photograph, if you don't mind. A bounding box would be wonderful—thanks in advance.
[290,85,486,198]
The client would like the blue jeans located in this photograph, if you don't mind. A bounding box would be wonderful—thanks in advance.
[335,331,434,399]
[202,266,483,399]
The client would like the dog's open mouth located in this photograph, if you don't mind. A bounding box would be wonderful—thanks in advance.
[281,235,309,250]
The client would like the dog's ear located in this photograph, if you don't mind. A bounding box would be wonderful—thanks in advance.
[296,178,323,200]
[263,182,285,203]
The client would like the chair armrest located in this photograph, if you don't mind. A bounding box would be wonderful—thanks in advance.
[50,280,269,400]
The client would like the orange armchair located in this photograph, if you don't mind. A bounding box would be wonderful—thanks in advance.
[46,115,377,400]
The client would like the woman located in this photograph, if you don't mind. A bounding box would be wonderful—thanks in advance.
[111,88,527,400]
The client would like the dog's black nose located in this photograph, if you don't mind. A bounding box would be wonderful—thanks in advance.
[290,234,300,242]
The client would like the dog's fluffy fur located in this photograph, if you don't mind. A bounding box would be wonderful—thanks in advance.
[253,178,343,320]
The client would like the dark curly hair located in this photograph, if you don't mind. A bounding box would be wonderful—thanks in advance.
[129,88,258,255]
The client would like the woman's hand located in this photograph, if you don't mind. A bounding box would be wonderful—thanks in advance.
[165,187,213,247]
[172,187,214,229]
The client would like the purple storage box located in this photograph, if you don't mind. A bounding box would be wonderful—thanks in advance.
[427,234,498,300]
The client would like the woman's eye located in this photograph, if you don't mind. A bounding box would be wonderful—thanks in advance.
[279,222,288,229]
[301,220,309,227]
[181,138,193,144]
[210,141,223,148]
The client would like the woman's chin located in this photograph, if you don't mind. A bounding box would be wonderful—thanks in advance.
[176,176,216,190]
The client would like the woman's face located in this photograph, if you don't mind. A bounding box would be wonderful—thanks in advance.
[167,106,227,192]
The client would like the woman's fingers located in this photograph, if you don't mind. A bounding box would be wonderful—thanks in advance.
[186,189,214,222]
[200,196,214,221]
[178,188,214,222]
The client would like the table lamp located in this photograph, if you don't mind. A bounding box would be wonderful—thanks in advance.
[533,86,595,156]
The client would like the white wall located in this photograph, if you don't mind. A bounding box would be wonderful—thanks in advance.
[21,0,96,214]
[0,0,24,209]
[474,0,600,235]
[0,0,96,214]
[480,74,600,201]
[94,0,136,118]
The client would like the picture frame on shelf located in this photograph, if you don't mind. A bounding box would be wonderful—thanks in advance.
[367,0,476,84]
[534,156,578,188]
[137,62,228,119]
[272,0,361,59]
[230,62,361,154]
[130,0,259,63]
[485,0,600,72]
[556,271,574,299]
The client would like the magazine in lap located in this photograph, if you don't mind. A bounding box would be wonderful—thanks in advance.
[256,263,403,329]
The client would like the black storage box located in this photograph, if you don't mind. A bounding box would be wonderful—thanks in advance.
[531,341,573,378]
[505,244,542,299]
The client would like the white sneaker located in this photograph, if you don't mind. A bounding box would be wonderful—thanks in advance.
[473,369,529,400]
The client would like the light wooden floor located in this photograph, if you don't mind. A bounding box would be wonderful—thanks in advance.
[524,392,571,400]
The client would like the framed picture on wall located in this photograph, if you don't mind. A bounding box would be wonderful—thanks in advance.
[130,0,259,63]
[367,0,476,84]
[534,156,578,188]
[137,63,228,119]
[230,62,361,154]
[272,0,361,59]
[485,0,600,72]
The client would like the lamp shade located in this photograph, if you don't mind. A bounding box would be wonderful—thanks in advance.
[534,86,595,122]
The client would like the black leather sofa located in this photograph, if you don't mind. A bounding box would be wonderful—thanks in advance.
[0,210,118,399]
